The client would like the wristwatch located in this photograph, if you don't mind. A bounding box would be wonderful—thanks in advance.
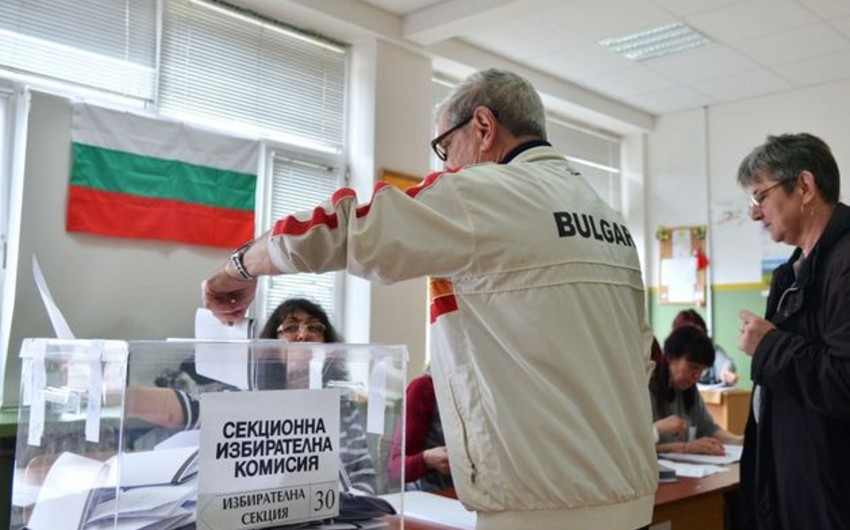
[229,240,257,281]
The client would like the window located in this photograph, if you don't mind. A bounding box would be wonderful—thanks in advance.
[262,153,343,323]
[0,87,12,303]
[546,117,622,211]
[0,0,157,101]
[159,0,349,324]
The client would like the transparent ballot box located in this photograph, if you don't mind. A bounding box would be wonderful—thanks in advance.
[11,339,408,530]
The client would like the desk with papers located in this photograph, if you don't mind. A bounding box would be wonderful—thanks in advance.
[381,464,741,530]
[652,462,740,530]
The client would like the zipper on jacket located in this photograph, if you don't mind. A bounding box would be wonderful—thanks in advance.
[447,384,477,484]
[776,285,799,318]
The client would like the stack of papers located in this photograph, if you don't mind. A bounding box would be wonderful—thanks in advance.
[662,444,743,465]
[26,448,200,530]
[658,459,729,479]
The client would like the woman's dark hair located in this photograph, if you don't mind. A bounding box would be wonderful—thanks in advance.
[671,309,707,333]
[650,326,715,417]
[259,298,341,342]
[255,298,345,389]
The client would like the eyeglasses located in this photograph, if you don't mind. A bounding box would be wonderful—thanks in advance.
[749,177,797,208]
[430,115,473,161]
[276,321,326,337]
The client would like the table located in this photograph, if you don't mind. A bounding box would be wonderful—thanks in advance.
[700,388,751,435]
[384,466,740,530]
[652,463,740,530]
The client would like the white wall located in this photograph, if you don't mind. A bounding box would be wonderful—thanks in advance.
[341,37,434,378]
[647,79,850,291]
[1,92,225,406]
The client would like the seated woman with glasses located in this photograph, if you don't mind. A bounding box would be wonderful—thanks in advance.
[127,298,377,494]
[650,326,743,455]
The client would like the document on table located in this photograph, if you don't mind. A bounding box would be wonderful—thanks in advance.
[662,444,743,465]
[382,491,476,529]
[658,459,729,478]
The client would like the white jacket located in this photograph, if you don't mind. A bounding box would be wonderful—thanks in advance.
[267,144,658,530]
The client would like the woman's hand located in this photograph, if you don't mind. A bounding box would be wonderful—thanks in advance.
[682,437,726,456]
[423,446,451,475]
[656,415,687,438]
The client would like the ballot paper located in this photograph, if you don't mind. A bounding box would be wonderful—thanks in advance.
[190,308,256,389]
[661,444,743,465]
[658,459,729,479]
[27,450,201,530]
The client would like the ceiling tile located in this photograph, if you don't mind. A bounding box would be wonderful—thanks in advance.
[771,50,850,85]
[796,0,850,18]
[579,66,677,99]
[686,0,819,42]
[646,44,759,83]
[547,0,675,41]
[629,85,715,113]
[648,0,751,17]
[693,68,792,101]
[531,43,637,81]
[462,16,589,62]
[735,23,849,66]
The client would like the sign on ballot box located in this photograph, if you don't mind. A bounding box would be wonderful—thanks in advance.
[196,389,340,529]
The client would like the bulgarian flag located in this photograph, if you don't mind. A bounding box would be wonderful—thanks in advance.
[68,103,259,248]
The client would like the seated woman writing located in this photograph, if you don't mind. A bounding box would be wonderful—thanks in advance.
[650,326,743,455]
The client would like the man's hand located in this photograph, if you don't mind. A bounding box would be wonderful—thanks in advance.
[738,309,775,356]
[202,267,258,325]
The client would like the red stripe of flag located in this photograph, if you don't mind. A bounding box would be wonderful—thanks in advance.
[67,185,254,248]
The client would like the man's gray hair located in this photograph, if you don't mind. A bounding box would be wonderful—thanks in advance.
[437,68,547,139]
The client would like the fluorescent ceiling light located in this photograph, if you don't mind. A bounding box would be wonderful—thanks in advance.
[599,23,712,61]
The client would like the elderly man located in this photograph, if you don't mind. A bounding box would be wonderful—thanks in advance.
[203,68,656,530]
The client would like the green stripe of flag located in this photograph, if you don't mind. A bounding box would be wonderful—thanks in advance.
[71,143,256,211]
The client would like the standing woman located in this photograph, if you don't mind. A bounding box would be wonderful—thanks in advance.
[737,133,850,530]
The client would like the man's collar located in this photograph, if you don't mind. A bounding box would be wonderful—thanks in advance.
[499,139,551,164]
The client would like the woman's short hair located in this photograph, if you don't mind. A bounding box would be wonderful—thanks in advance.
[663,325,715,368]
[671,309,707,333]
[437,68,547,140]
[259,298,341,343]
[736,133,840,204]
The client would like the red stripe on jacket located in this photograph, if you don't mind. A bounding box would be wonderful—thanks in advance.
[271,169,454,237]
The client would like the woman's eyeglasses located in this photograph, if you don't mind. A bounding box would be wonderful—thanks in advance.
[276,322,326,337]
[749,175,799,208]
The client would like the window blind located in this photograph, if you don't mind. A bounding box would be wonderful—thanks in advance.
[0,0,157,100]
[265,154,342,324]
[159,0,349,324]
[159,0,348,152]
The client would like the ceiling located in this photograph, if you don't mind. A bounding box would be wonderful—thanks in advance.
[232,0,850,131]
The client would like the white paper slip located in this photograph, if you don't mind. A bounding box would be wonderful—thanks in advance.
[86,484,194,522]
[658,459,728,478]
[105,447,199,488]
[662,444,743,465]
[27,452,107,530]
[381,491,476,529]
